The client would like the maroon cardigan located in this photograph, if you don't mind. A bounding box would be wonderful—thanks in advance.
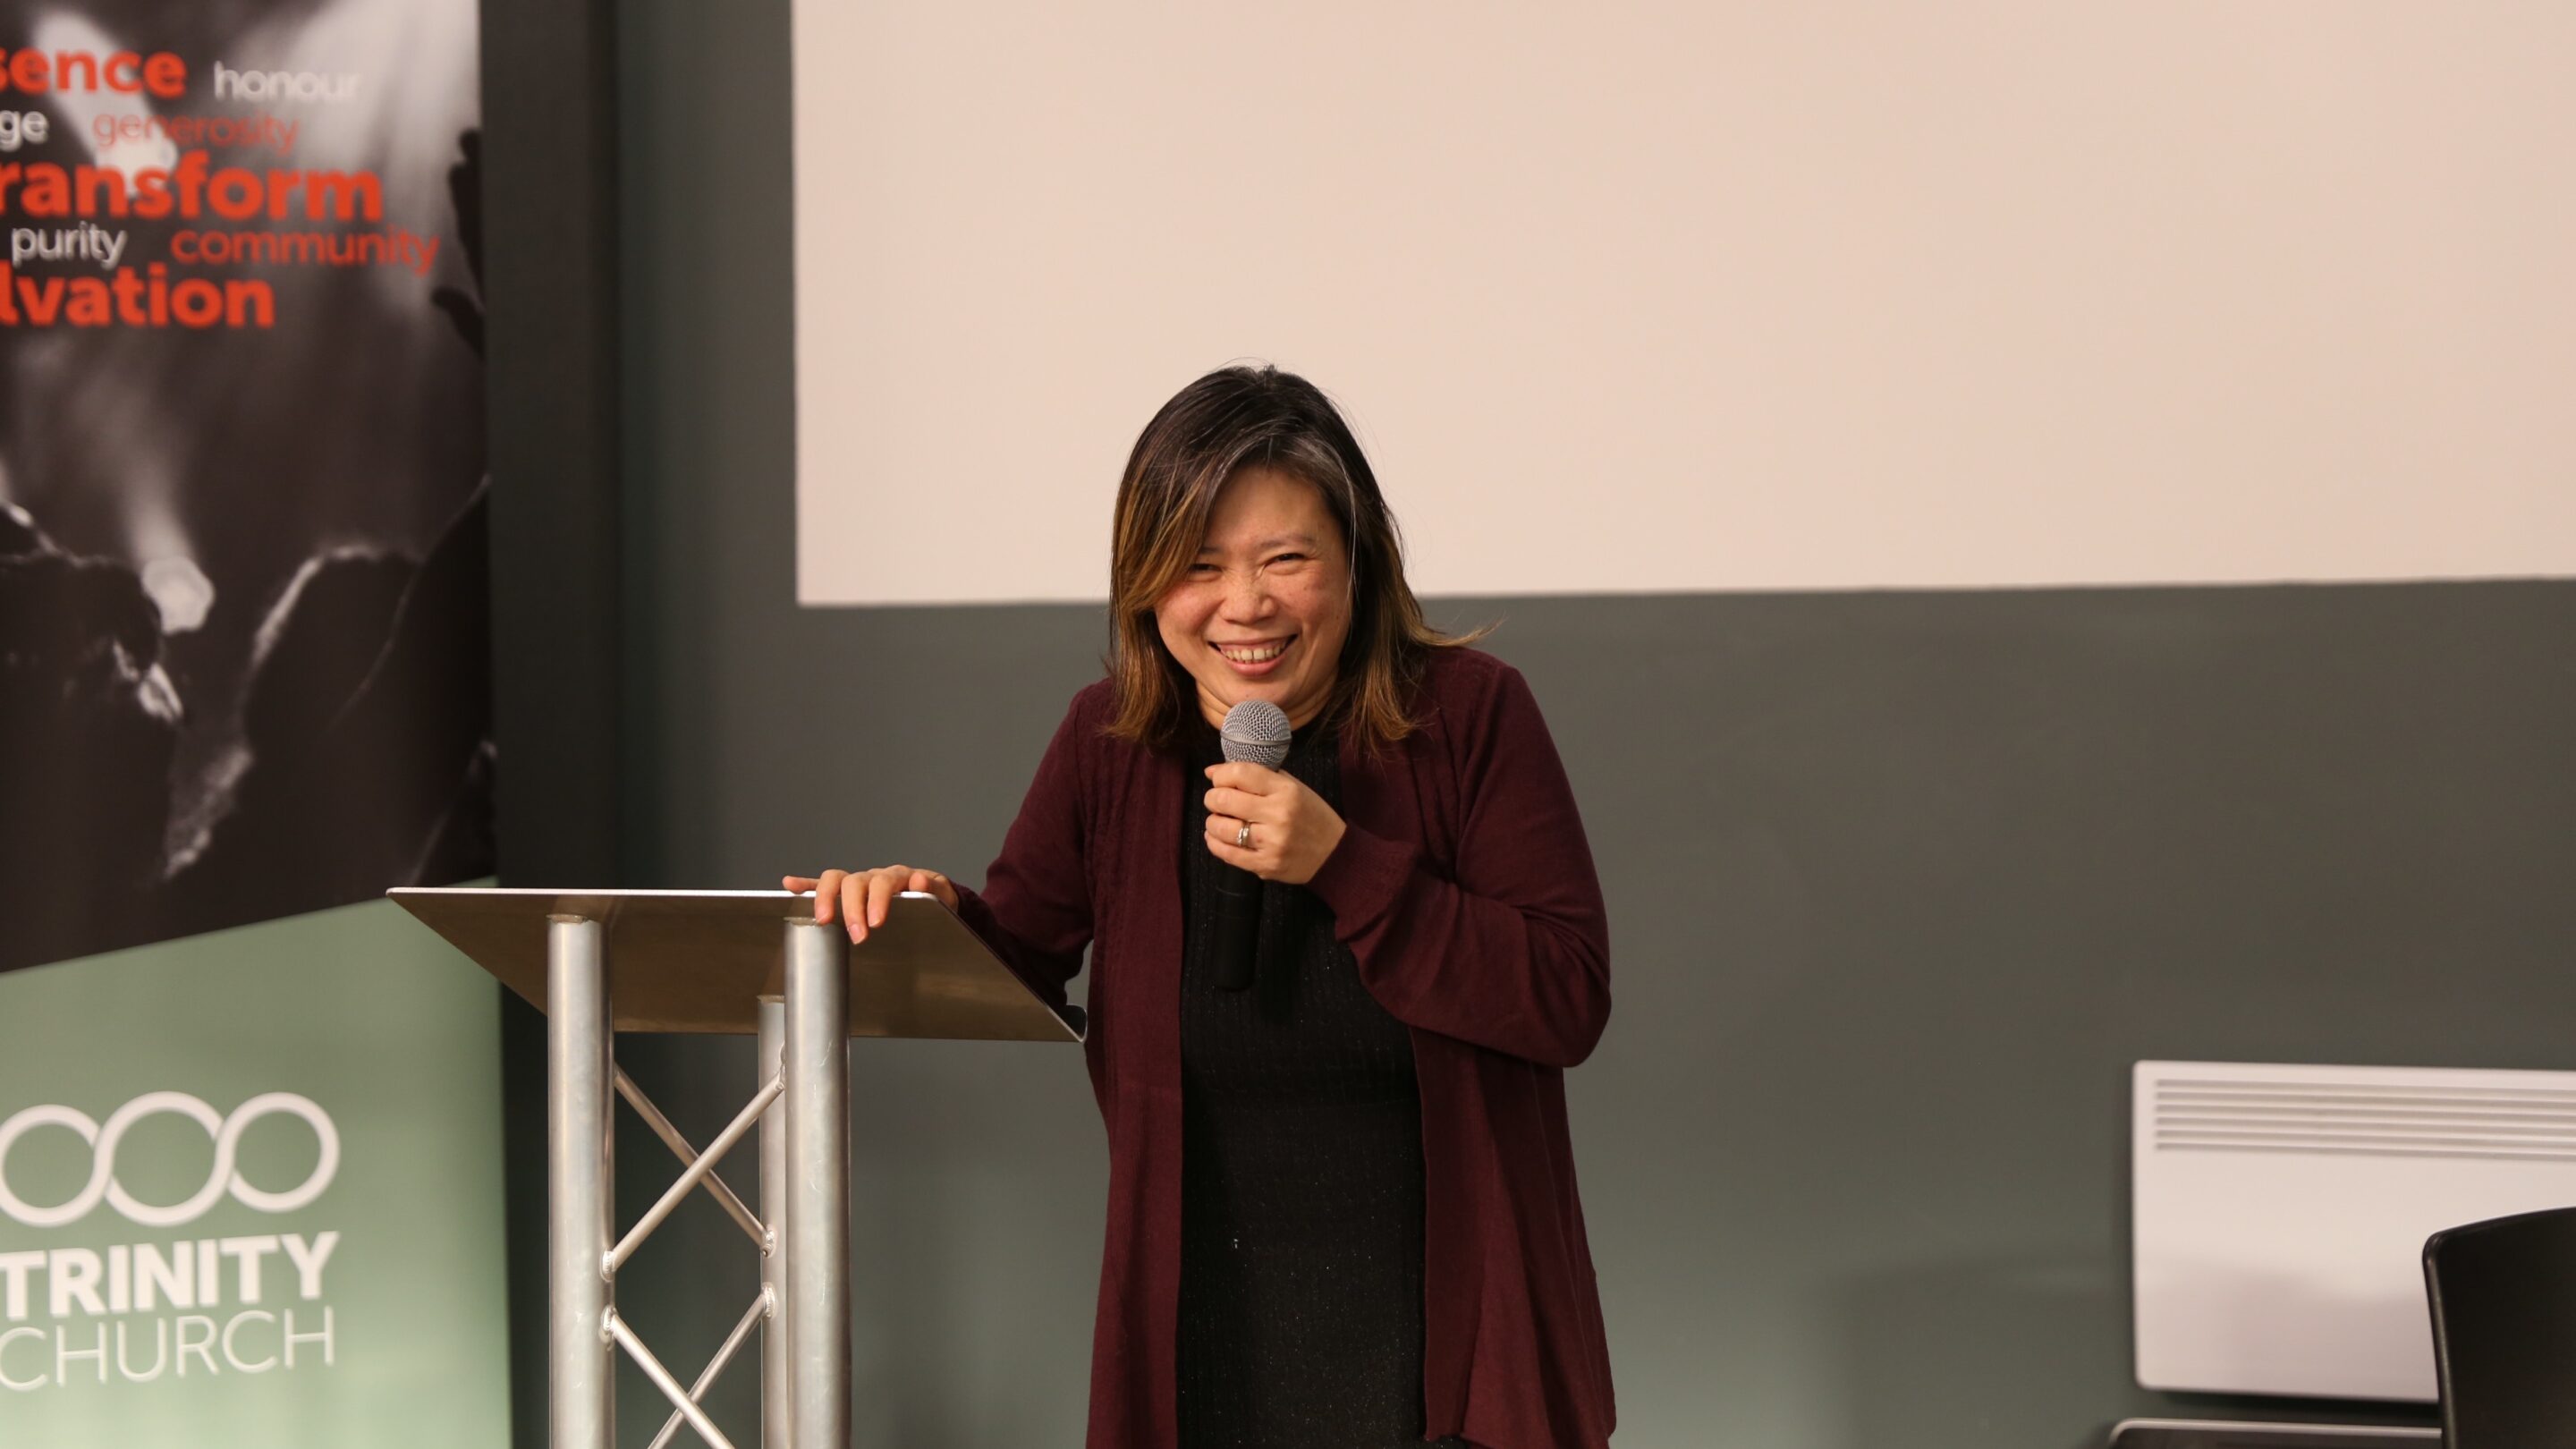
[952,646,1615,1449]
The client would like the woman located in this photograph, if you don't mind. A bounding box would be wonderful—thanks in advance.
[787,365,1614,1449]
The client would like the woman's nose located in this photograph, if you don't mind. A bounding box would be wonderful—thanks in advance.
[1222,569,1271,617]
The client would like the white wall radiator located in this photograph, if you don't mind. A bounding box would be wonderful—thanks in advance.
[2132,1059,2576,1401]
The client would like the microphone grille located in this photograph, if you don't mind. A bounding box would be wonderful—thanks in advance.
[1220,699,1292,768]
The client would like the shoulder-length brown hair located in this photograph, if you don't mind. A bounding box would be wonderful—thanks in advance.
[1106,364,1483,753]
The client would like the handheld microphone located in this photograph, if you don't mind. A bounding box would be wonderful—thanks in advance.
[1212,700,1291,990]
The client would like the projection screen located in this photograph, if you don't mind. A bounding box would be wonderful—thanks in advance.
[792,2,2575,606]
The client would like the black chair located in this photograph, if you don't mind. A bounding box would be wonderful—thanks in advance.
[2423,1205,2576,1448]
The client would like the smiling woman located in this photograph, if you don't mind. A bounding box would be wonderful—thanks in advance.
[789,364,1616,1449]
[1106,368,1484,755]
[1152,470,1351,730]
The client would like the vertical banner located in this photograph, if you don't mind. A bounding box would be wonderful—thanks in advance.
[0,0,491,973]
[0,2,508,1443]
[0,902,511,1444]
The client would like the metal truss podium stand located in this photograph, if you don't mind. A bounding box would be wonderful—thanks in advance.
[392,888,1080,1449]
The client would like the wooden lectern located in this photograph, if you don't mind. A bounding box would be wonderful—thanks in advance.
[390,888,1079,1449]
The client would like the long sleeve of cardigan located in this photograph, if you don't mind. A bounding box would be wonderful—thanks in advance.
[950,691,1097,1012]
[1303,662,1613,1069]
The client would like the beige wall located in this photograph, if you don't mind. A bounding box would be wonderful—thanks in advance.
[792,2,2576,605]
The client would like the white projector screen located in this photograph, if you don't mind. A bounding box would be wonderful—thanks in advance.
[792,3,2576,606]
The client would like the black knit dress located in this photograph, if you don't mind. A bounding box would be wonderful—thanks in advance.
[1174,717,1462,1449]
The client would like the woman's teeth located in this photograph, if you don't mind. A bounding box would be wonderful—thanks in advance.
[1216,640,1288,663]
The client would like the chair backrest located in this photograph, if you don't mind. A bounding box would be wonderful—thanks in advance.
[2423,1204,2576,1449]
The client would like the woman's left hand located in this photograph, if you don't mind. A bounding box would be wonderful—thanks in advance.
[1204,762,1346,885]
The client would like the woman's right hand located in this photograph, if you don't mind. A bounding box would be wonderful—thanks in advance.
[782,866,959,943]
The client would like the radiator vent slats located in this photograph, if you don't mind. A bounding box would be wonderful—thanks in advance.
[2150,1076,2576,1162]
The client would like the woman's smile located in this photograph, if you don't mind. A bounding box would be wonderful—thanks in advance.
[1213,635,1296,673]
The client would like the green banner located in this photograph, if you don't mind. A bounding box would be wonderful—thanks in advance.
[0,896,510,1446]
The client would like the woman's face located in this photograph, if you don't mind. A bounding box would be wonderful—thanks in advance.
[1154,466,1353,731]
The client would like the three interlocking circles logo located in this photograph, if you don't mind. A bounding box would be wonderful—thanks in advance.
[0,1092,339,1229]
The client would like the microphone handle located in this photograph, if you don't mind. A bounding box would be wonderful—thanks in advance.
[1211,863,1263,990]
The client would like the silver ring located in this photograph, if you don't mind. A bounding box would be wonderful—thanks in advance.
[1235,821,1253,849]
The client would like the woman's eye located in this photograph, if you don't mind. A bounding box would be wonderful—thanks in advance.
[1185,563,1221,577]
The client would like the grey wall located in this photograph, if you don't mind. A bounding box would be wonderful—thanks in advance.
[608,1,2576,1444]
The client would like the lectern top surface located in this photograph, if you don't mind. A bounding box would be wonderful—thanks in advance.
[388,887,1080,1042]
